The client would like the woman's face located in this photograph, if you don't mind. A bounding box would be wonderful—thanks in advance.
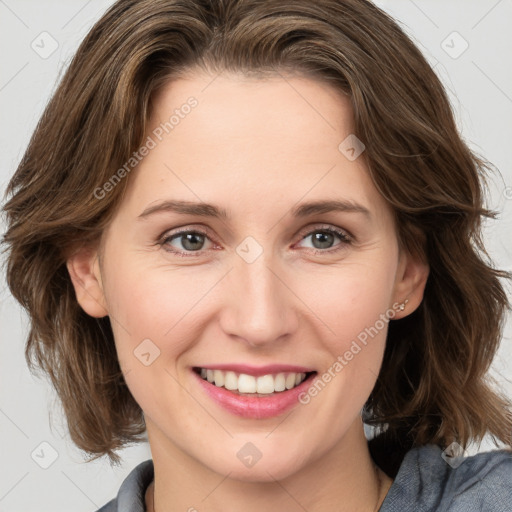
[71,71,426,481]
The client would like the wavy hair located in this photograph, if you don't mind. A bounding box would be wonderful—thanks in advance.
[2,0,511,468]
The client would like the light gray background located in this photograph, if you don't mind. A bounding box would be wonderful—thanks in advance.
[1,1,511,511]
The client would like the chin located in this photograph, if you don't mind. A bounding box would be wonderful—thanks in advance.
[219,460,302,483]
[212,441,310,482]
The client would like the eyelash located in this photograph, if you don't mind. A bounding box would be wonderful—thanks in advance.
[158,225,353,258]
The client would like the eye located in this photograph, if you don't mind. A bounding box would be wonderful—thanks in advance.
[158,224,352,258]
[296,226,352,252]
[160,229,214,256]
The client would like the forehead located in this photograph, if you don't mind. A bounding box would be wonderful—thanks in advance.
[149,70,353,151]
[115,71,390,224]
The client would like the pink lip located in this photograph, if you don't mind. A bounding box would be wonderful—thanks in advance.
[192,368,317,419]
[196,364,315,377]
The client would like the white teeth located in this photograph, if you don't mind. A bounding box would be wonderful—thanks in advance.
[224,371,238,390]
[198,368,309,394]
[274,373,286,392]
[285,373,296,390]
[214,369,224,387]
[256,375,275,394]
[238,374,257,393]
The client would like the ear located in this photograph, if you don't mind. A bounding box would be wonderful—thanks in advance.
[391,248,429,319]
[66,245,108,318]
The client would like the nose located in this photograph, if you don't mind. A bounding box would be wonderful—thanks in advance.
[218,249,299,348]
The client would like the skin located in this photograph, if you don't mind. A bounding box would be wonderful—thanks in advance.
[68,71,429,512]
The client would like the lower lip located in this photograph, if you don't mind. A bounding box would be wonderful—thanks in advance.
[193,370,316,419]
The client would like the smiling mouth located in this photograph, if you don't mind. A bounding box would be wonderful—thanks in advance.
[193,367,317,396]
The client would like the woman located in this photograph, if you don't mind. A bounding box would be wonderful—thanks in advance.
[2,0,511,510]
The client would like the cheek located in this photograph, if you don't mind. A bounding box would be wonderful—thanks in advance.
[102,265,202,419]
[294,259,397,412]
[102,258,214,370]
[299,260,396,347]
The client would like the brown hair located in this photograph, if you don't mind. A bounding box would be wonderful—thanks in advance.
[2,0,511,467]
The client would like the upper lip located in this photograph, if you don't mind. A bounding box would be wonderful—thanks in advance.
[194,364,316,377]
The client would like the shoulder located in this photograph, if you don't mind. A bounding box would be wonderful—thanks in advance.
[441,447,512,511]
[380,444,512,512]
[96,459,154,512]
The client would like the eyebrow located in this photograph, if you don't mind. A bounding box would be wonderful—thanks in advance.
[138,199,371,220]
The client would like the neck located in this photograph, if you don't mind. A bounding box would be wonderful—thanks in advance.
[146,418,393,512]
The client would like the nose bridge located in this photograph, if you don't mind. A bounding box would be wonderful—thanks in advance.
[220,241,296,346]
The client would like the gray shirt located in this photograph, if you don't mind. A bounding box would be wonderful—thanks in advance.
[97,444,512,511]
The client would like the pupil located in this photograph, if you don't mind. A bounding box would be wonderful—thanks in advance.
[183,233,204,251]
[313,231,333,249]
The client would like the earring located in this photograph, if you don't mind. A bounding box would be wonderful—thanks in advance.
[398,299,409,311]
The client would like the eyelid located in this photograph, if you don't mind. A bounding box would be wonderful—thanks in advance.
[295,223,353,242]
[159,224,214,240]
